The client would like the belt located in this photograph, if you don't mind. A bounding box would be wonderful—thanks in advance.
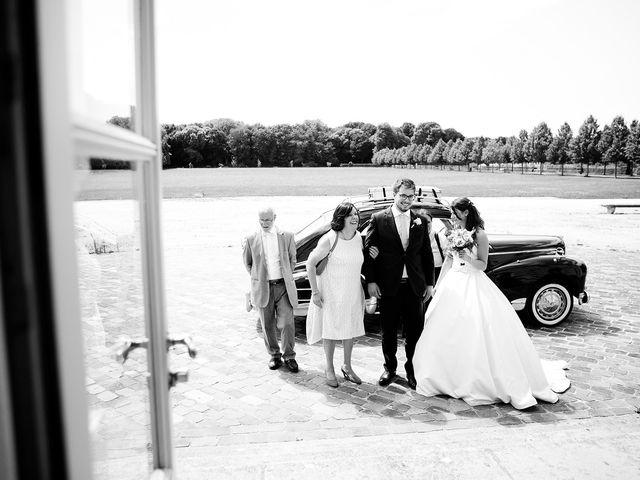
[268,278,284,285]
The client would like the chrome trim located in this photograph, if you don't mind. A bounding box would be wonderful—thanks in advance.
[510,298,526,311]
[489,248,563,256]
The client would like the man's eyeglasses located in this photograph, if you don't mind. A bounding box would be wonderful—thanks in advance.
[397,194,416,201]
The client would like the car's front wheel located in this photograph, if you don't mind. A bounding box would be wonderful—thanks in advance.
[526,282,573,327]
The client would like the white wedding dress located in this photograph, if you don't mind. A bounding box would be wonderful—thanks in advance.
[413,246,570,410]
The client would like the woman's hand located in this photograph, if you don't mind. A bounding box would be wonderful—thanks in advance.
[369,245,379,260]
[312,291,323,308]
[456,248,471,263]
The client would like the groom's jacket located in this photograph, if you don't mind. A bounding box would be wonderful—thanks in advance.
[364,207,435,297]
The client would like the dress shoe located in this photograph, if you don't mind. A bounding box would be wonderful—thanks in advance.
[341,365,362,385]
[284,358,299,373]
[325,369,339,388]
[268,358,283,370]
[378,370,396,386]
[407,373,417,390]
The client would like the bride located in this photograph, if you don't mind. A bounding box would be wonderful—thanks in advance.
[413,197,570,410]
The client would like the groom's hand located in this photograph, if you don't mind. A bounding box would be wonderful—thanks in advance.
[367,282,381,299]
[423,285,434,303]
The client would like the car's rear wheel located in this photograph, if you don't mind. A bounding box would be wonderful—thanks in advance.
[526,282,573,327]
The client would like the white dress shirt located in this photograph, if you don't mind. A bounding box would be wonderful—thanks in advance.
[392,205,410,278]
[261,227,283,280]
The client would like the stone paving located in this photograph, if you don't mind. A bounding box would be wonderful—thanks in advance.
[75,197,640,478]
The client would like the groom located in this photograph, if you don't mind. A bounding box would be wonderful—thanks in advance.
[364,178,434,389]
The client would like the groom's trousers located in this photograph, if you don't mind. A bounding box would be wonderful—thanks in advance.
[379,281,424,375]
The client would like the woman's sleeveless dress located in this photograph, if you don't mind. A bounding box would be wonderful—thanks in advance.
[306,231,365,344]
[413,246,570,410]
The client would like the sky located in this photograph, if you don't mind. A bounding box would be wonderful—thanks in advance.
[150,0,640,138]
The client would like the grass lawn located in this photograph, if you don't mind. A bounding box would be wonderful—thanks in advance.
[75,167,640,200]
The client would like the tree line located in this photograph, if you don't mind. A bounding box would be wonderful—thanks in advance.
[98,115,640,176]
[373,115,639,176]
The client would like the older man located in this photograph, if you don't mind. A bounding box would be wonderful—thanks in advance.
[242,207,299,372]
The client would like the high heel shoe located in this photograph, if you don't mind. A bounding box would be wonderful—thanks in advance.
[325,369,339,388]
[341,366,362,385]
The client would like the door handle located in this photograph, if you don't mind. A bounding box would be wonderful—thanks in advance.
[114,337,149,363]
[167,335,198,358]
[114,335,196,389]
[168,370,189,388]
[115,335,197,363]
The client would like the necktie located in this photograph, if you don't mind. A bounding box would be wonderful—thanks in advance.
[398,214,409,250]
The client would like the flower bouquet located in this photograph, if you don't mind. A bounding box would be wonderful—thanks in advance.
[446,227,475,265]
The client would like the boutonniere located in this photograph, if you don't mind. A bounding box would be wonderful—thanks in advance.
[411,218,422,228]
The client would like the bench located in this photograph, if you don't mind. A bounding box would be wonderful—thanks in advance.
[602,203,640,214]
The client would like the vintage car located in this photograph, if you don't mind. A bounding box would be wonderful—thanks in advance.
[292,186,589,327]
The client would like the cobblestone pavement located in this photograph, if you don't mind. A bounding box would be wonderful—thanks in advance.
[76,197,640,478]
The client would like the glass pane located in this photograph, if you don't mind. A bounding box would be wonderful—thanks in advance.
[74,158,151,479]
[67,0,136,131]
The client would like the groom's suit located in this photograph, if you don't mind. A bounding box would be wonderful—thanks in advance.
[364,207,435,377]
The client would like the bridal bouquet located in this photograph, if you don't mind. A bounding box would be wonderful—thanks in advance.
[446,227,475,265]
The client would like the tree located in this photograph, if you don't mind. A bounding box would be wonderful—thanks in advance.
[415,144,432,165]
[400,122,415,139]
[571,115,601,176]
[160,123,175,167]
[292,120,336,166]
[508,135,524,171]
[441,140,453,167]
[371,123,410,152]
[343,121,377,138]
[427,139,447,166]
[625,119,640,176]
[349,128,375,164]
[470,137,485,166]
[107,115,132,130]
[228,125,259,167]
[329,127,375,164]
[328,128,353,165]
[442,128,465,143]
[597,124,613,175]
[412,122,443,146]
[516,129,528,172]
[524,122,553,173]
[605,116,630,177]
[546,122,573,175]
[448,139,471,168]
[203,118,243,135]
[481,139,505,166]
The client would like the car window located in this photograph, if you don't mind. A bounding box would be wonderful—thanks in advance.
[432,217,452,234]
[295,210,333,242]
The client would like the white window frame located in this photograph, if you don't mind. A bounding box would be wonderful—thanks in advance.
[36,0,173,478]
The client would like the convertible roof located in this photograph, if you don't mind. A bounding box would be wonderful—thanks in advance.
[346,185,451,217]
